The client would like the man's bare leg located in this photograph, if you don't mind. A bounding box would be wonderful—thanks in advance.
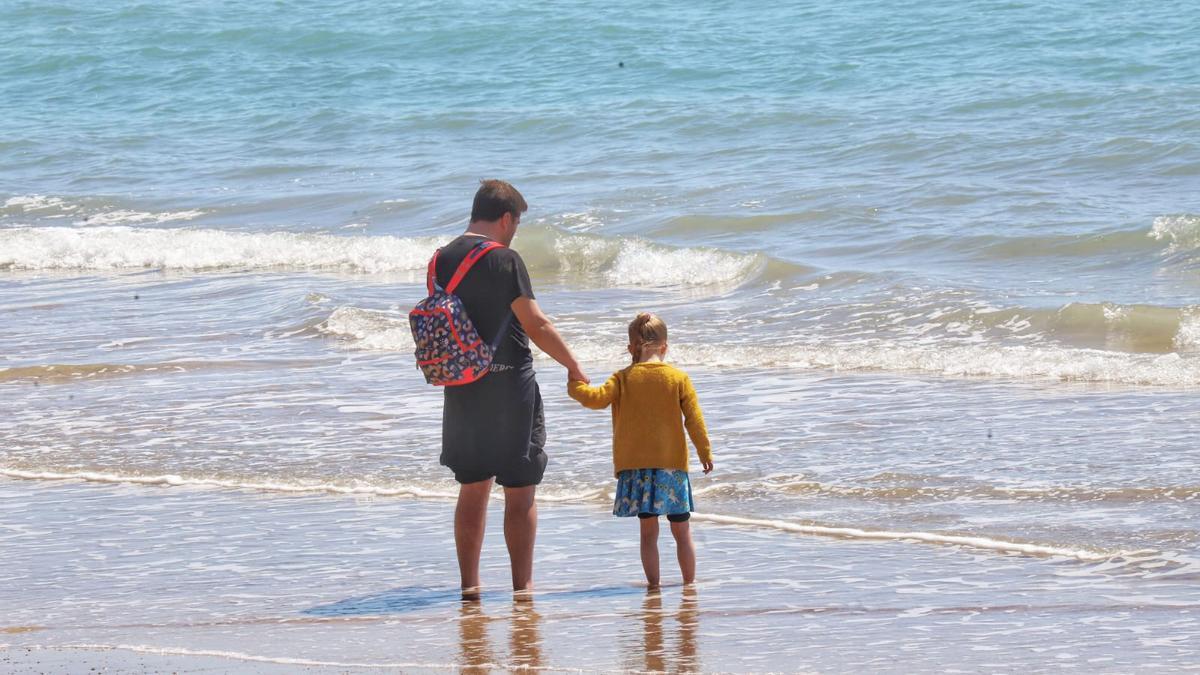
[503,485,537,592]
[455,479,493,597]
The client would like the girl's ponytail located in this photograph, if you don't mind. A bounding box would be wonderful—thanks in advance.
[628,312,668,364]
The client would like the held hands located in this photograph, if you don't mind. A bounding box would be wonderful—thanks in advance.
[567,365,590,384]
[701,459,714,475]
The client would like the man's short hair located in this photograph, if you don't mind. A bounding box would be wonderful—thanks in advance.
[470,179,528,223]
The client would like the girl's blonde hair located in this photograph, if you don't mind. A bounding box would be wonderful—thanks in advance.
[628,312,668,364]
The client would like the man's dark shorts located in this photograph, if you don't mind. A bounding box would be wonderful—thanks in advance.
[440,366,547,488]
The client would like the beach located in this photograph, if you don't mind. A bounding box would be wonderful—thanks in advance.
[4,473,1197,673]
[3,370,1199,671]
[4,0,1200,671]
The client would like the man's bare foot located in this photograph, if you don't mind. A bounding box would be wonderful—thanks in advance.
[461,586,483,602]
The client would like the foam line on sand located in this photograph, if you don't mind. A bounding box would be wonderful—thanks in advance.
[693,513,1142,562]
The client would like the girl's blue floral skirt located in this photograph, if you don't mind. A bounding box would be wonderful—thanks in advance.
[613,468,694,517]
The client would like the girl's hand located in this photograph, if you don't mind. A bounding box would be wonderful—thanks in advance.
[701,459,714,474]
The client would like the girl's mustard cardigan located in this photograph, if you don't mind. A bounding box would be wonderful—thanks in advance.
[567,361,712,477]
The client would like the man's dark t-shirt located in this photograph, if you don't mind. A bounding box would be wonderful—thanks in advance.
[434,234,535,371]
[435,234,546,488]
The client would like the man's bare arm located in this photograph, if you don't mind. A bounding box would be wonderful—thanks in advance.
[511,297,588,383]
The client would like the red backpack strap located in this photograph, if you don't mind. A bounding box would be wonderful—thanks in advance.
[426,249,442,295]
[445,241,504,294]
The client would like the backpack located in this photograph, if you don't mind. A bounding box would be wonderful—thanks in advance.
[409,240,514,386]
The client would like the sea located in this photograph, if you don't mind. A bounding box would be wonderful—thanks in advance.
[2,1,1198,672]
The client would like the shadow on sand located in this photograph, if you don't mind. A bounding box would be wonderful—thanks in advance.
[303,584,647,617]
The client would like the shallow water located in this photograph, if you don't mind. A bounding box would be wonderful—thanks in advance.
[3,0,1200,670]
[2,482,1198,672]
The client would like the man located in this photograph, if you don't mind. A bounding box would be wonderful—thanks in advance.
[434,179,588,597]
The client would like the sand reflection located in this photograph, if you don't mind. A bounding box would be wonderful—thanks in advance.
[640,586,701,673]
[510,598,543,670]
[458,600,494,673]
[457,596,544,673]
[677,586,700,673]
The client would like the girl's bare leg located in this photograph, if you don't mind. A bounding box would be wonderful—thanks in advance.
[670,520,696,584]
[639,516,660,588]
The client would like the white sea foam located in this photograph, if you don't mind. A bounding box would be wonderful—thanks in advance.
[0,225,764,287]
[544,231,764,287]
[607,239,761,286]
[1,467,1133,563]
[58,644,474,671]
[570,338,1200,388]
[1149,214,1200,253]
[2,466,1142,559]
[81,209,206,226]
[604,340,1200,387]
[2,196,204,225]
[0,468,457,500]
[692,477,1200,503]
[695,513,1130,562]
[319,306,414,351]
[0,466,603,504]
[1175,310,1200,352]
[0,226,439,272]
[3,195,76,212]
[553,209,605,232]
[316,306,1200,386]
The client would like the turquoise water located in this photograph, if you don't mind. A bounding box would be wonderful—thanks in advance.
[3,1,1200,670]
[6,2,1197,241]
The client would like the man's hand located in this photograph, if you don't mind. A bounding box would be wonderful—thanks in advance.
[567,367,590,384]
[701,459,714,474]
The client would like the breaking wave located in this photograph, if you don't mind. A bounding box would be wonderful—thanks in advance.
[0,224,772,287]
[0,226,440,273]
[920,301,1200,354]
[316,305,1200,387]
[516,226,775,287]
[1150,214,1200,257]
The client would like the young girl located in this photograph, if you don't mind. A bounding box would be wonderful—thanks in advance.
[568,313,714,587]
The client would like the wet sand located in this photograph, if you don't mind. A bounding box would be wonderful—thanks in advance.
[0,644,343,674]
[2,479,1197,673]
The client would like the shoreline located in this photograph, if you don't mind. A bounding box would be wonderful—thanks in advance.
[0,468,1147,563]
[4,479,1197,672]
